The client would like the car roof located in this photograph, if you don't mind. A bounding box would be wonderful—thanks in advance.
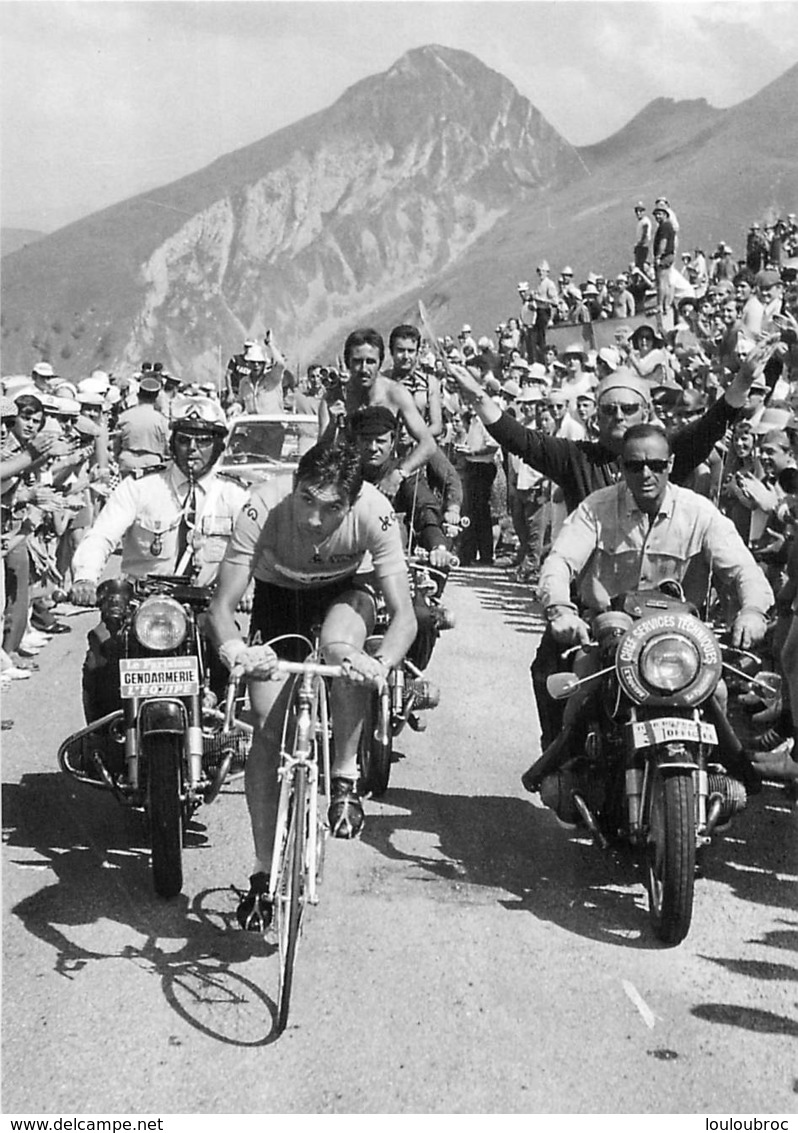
[228,413,317,426]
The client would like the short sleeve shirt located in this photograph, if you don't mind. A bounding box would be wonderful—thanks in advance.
[224,477,407,589]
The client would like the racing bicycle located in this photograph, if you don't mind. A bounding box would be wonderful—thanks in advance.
[224,634,343,1034]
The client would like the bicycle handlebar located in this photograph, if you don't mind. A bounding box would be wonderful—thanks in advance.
[275,659,345,679]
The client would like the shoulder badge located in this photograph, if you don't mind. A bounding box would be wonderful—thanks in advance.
[132,462,168,480]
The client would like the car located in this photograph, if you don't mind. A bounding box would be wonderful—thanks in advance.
[217,413,318,485]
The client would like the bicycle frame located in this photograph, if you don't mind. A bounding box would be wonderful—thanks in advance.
[269,657,336,908]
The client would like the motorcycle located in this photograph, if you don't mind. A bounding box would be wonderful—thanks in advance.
[58,575,250,898]
[541,585,771,945]
[358,550,456,797]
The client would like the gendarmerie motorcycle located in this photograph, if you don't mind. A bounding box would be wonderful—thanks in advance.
[357,550,456,797]
[542,586,771,945]
[59,575,249,897]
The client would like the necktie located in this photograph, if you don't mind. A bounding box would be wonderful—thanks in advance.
[175,482,197,575]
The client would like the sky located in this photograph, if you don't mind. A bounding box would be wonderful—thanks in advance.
[2,0,798,233]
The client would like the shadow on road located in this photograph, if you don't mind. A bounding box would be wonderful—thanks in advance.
[4,772,281,1046]
[363,783,661,948]
[690,1003,798,1036]
[364,777,798,951]
[451,568,545,638]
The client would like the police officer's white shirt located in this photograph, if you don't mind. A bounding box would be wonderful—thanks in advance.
[72,462,248,587]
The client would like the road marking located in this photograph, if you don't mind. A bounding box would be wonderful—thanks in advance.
[622,979,656,1028]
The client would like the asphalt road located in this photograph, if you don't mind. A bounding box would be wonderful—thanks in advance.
[2,569,796,1114]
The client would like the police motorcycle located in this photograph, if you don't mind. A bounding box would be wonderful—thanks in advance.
[357,545,458,798]
[540,584,772,945]
[59,575,250,897]
[59,396,251,899]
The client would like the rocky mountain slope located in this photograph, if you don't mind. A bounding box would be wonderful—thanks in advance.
[0,45,586,381]
[359,61,798,349]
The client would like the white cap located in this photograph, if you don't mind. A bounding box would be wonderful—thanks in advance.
[54,397,80,416]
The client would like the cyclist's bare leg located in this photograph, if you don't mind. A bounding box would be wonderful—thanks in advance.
[246,675,295,872]
[321,591,375,779]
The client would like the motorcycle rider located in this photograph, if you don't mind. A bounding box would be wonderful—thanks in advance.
[523,423,773,796]
[350,404,456,671]
[447,341,777,749]
[70,396,247,721]
[206,439,417,930]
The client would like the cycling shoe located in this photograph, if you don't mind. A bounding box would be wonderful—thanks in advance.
[236,871,273,931]
[328,777,364,839]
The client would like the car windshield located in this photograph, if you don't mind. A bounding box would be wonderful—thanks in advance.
[225,419,316,465]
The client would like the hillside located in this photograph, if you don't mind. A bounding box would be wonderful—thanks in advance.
[2,51,796,378]
[0,45,584,380]
[356,62,798,351]
[1,229,46,257]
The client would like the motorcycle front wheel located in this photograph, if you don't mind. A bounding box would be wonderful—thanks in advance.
[645,767,695,945]
[147,735,184,899]
[357,686,392,798]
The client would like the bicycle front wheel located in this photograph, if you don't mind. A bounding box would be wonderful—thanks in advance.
[275,765,308,1034]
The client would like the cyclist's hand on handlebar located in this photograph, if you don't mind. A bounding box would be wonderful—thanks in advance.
[341,651,389,690]
[70,580,97,607]
[731,609,769,651]
[233,644,280,681]
[548,610,591,648]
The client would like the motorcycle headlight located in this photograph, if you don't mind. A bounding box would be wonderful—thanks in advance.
[134,596,188,652]
[639,633,700,693]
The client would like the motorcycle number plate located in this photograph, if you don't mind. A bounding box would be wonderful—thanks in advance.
[631,717,717,749]
[119,656,200,699]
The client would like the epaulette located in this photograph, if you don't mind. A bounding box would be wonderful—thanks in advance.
[216,469,251,487]
[131,462,168,480]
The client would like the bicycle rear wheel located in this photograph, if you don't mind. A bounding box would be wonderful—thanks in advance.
[275,766,308,1034]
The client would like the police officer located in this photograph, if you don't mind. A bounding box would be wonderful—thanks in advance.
[114,374,170,476]
[70,396,247,720]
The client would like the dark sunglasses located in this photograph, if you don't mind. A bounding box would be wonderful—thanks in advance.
[174,432,216,447]
[598,401,644,418]
[624,458,670,473]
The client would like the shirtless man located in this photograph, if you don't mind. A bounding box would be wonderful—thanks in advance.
[317,327,437,498]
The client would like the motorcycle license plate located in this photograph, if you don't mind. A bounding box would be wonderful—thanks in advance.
[119,656,200,699]
[631,717,717,749]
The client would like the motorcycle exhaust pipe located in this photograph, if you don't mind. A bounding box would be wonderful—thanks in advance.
[704,792,725,836]
[572,792,609,850]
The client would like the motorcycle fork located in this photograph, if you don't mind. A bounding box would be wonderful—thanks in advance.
[125,699,141,790]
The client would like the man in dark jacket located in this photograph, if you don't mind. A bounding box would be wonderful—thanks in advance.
[448,340,776,752]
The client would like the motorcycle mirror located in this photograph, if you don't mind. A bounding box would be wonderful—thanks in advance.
[547,673,580,700]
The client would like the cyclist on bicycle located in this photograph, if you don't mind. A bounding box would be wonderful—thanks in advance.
[207,440,417,930]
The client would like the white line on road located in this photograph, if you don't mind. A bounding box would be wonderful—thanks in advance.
[622,979,657,1029]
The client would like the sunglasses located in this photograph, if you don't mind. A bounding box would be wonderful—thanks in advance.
[174,432,216,447]
[598,401,645,418]
[624,458,670,473]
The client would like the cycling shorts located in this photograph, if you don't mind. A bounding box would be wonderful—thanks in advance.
[249,578,377,661]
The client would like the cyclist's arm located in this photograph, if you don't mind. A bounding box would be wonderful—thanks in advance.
[207,558,252,654]
[373,569,418,670]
